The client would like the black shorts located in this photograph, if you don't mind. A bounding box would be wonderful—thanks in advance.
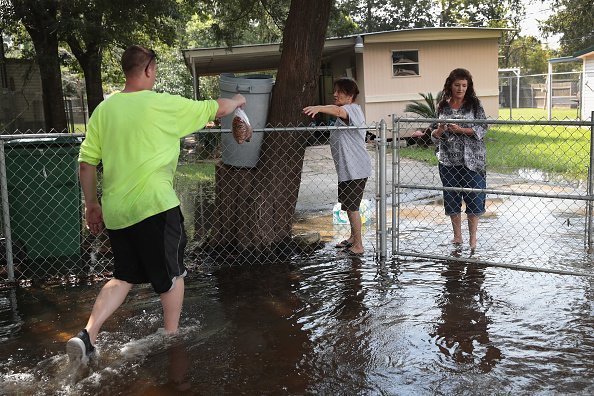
[107,206,188,294]
[338,178,368,212]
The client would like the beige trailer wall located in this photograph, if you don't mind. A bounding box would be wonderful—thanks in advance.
[360,38,500,121]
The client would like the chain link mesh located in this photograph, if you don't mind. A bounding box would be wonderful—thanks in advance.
[498,72,582,115]
[390,117,594,275]
[2,117,593,284]
[0,125,378,284]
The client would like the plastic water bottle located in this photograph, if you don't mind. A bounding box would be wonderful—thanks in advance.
[333,200,373,224]
[360,199,372,224]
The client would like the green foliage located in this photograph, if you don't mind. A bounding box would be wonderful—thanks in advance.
[327,7,360,37]
[500,36,553,74]
[541,0,594,55]
[182,12,219,48]
[1,22,35,59]
[336,0,434,32]
[175,162,216,183]
[153,47,194,98]
[437,0,523,28]
[200,0,288,46]
[404,91,444,118]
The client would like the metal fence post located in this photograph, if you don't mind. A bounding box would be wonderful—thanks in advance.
[392,115,399,256]
[587,111,594,253]
[378,119,387,260]
[0,140,14,281]
[375,124,380,256]
[508,76,513,120]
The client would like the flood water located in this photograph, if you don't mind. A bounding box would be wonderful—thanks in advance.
[1,245,594,394]
[2,155,594,394]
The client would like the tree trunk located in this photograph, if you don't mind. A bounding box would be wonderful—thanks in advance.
[207,0,333,256]
[13,0,67,132]
[26,31,67,131]
[67,38,104,116]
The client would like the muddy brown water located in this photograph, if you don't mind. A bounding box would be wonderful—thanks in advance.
[2,174,594,394]
[1,245,594,394]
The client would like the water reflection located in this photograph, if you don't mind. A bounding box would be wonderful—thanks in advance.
[331,256,366,321]
[0,289,22,340]
[2,253,594,393]
[123,339,191,395]
[517,168,585,188]
[212,263,312,394]
[432,260,502,373]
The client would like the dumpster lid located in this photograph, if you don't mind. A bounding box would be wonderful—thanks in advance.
[4,136,83,147]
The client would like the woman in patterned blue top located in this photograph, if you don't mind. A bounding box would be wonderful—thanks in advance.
[430,68,488,251]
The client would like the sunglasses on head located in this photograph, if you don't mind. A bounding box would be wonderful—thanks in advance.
[144,49,157,73]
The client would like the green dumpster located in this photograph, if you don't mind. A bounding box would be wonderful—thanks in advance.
[3,136,82,265]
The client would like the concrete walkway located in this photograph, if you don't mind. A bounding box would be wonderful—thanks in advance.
[297,143,533,214]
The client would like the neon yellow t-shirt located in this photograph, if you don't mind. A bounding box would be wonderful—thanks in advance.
[78,90,219,229]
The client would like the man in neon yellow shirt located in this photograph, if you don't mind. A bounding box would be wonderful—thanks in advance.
[67,45,246,362]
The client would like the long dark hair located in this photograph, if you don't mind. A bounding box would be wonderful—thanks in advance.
[437,68,480,114]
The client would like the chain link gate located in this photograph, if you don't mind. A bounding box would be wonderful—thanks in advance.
[380,114,594,277]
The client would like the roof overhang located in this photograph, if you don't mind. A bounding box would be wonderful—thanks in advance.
[182,37,355,76]
[574,45,594,59]
[548,56,579,64]
[182,27,509,77]
[360,27,507,43]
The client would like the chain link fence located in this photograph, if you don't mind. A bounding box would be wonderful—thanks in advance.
[0,126,379,284]
[498,71,583,120]
[389,115,594,276]
[2,116,594,285]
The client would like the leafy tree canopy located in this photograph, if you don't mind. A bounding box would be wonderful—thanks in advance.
[541,0,594,55]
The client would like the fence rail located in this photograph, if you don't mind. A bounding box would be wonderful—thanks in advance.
[1,116,594,285]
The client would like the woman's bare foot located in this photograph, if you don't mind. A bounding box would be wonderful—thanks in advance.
[345,243,364,255]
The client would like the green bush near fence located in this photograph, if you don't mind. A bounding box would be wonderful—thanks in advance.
[398,108,592,180]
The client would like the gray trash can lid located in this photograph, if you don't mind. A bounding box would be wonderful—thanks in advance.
[220,73,274,95]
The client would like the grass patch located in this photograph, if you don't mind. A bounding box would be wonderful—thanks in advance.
[498,107,580,120]
[487,124,590,178]
[175,162,216,183]
[398,110,592,179]
[398,145,438,166]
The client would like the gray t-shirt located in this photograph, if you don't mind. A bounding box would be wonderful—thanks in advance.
[329,103,372,182]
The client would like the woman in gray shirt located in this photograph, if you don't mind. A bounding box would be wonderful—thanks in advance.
[431,68,488,251]
[303,78,372,255]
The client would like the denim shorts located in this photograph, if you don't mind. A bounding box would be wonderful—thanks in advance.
[438,164,486,216]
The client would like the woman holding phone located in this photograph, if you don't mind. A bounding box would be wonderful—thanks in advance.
[431,68,488,251]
